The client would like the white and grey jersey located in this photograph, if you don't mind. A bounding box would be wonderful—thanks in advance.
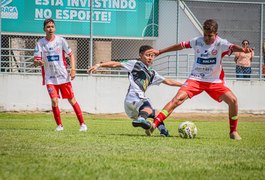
[121,60,165,99]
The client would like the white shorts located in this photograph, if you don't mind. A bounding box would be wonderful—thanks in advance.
[124,93,151,120]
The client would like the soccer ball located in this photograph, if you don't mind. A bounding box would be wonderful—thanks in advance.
[178,121,197,139]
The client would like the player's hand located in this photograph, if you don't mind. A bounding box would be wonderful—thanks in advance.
[34,60,44,66]
[87,64,100,73]
[70,69,76,80]
[244,47,254,53]
[150,49,160,56]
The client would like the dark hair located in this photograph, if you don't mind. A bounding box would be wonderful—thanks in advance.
[203,19,218,33]
[43,18,55,28]
[242,40,250,45]
[139,45,153,54]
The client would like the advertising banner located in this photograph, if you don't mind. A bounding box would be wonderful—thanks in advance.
[1,0,158,37]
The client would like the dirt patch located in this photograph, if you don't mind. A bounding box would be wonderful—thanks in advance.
[2,111,264,122]
[88,112,265,122]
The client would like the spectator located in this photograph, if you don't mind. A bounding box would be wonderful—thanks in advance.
[234,40,254,79]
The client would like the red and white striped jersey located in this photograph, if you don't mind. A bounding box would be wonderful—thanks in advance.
[34,35,73,85]
[181,36,233,83]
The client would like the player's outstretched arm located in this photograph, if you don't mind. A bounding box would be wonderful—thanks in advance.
[152,44,184,57]
[87,61,122,73]
[162,79,183,87]
[231,44,254,53]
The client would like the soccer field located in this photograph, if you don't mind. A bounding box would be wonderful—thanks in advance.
[0,112,265,179]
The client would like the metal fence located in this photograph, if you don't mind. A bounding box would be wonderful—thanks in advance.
[1,0,264,80]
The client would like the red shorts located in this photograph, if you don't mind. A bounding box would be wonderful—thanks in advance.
[180,79,231,102]
[46,82,74,99]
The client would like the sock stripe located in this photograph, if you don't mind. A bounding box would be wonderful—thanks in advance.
[231,116,238,120]
[161,109,169,117]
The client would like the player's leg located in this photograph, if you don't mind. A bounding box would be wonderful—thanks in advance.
[153,90,189,128]
[153,79,202,130]
[61,82,87,131]
[219,91,241,140]
[68,97,87,131]
[124,96,152,130]
[47,84,63,131]
[149,110,170,137]
[132,103,153,130]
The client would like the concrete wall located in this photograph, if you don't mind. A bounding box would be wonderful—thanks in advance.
[1,74,264,114]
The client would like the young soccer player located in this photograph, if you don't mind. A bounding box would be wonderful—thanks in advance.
[150,19,253,140]
[34,18,87,132]
[87,45,182,136]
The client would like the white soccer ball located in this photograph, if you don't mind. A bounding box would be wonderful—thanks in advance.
[178,121,197,139]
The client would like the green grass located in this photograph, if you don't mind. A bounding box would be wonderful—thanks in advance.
[0,113,265,180]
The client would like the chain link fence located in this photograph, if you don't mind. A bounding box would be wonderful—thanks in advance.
[1,0,264,80]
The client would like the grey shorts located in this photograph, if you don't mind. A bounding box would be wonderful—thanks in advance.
[124,94,153,120]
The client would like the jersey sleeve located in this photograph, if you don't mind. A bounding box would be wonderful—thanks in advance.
[185,37,198,49]
[151,70,165,86]
[34,41,42,60]
[220,38,232,52]
[120,60,137,72]
[61,37,73,56]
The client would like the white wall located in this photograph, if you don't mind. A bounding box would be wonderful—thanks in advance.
[1,74,265,114]
[156,0,202,54]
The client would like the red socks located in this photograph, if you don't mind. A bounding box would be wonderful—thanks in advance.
[153,110,169,127]
[72,102,84,125]
[229,116,238,133]
[52,106,62,125]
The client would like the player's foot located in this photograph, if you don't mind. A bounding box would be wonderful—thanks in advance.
[229,131,242,140]
[158,124,170,137]
[79,123,88,132]
[145,122,155,136]
[55,124,64,131]
[132,119,151,130]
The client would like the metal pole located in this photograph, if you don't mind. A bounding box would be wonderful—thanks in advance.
[259,4,264,80]
[152,0,154,37]
[0,0,2,71]
[89,0,93,67]
[176,0,180,78]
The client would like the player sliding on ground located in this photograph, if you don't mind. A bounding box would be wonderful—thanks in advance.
[34,18,87,132]
[150,19,253,140]
[88,45,182,136]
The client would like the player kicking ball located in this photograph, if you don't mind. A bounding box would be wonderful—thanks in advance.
[88,45,182,136]
[34,18,87,132]
[149,19,254,140]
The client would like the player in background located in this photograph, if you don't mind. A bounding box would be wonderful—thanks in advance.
[88,45,182,136]
[150,19,253,140]
[34,18,87,132]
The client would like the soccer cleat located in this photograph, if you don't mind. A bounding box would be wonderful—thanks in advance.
[158,124,170,137]
[55,124,64,131]
[132,119,151,130]
[160,129,170,137]
[79,123,88,132]
[229,131,242,140]
[145,122,155,136]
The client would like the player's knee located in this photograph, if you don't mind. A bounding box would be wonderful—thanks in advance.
[139,110,149,119]
[228,95,238,105]
[171,96,185,107]
[232,96,238,105]
[51,99,58,106]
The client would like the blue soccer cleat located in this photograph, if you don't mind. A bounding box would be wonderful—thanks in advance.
[158,123,170,137]
[132,119,151,130]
